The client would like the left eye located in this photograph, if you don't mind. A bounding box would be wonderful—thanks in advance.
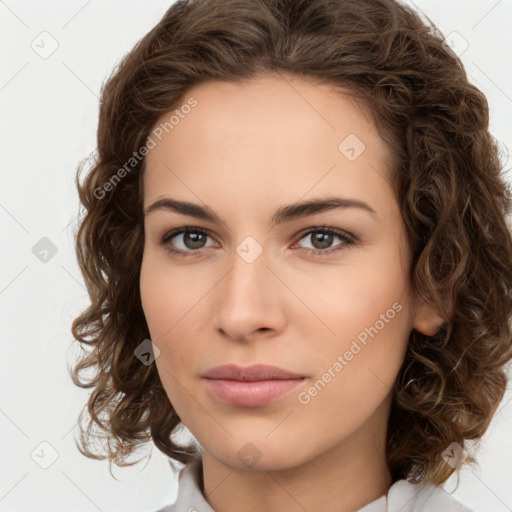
[292,227,355,255]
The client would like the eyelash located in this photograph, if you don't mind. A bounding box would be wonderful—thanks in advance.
[158,225,356,259]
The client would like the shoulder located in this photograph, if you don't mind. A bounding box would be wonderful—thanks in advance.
[386,479,474,512]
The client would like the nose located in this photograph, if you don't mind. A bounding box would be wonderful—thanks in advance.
[212,245,287,342]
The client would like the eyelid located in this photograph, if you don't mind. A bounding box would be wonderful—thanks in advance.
[292,225,355,245]
[159,226,216,248]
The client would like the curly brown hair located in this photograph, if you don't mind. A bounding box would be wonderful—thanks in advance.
[70,0,512,486]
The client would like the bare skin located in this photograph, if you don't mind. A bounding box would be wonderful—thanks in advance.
[139,72,443,512]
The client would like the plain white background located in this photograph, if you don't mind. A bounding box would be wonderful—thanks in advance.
[1,1,511,511]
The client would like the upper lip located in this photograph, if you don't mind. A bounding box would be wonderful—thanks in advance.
[202,364,306,381]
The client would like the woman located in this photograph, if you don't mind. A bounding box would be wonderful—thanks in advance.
[70,0,512,510]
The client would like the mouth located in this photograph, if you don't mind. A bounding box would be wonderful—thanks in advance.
[202,363,307,407]
[203,377,307,407]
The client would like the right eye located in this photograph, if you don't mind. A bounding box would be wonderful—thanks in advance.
[159,227,218,258]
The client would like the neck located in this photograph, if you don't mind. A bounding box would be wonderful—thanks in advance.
[200,397,393,512]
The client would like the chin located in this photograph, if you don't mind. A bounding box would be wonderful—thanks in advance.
[203,435,314,472]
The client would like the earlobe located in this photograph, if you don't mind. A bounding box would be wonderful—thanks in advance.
[413,297,445,336]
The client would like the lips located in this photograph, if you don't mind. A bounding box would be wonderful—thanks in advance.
[202,363,306,381]
[202,364,307,407]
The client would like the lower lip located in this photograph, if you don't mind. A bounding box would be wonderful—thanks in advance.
[203,378,306,407]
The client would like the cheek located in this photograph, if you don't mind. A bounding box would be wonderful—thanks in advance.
[139,253,208,395]
[338,232,411,330]
[294,273,412,435]
[294,237,413,384]
[140,259,169,339]
[140,251,203,338]
[291,241,410,338]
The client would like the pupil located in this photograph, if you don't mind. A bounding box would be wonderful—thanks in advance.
[186,233,205,249]
[313,232,332,249]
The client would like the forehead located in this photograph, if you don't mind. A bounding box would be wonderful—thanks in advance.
[143,73,394,212]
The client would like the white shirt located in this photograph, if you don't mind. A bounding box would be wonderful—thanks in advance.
[155,460,474,512]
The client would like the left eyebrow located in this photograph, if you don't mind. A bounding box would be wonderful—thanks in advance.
[143,196,378,224]
[272,197,377,223]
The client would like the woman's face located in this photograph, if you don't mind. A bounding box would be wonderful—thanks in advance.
[140,73,440,471]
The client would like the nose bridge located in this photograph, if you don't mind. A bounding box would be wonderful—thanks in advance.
[223,239,273,310]
[213,236,285,339]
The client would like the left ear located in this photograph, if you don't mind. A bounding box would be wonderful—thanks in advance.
[412,295,445,336]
